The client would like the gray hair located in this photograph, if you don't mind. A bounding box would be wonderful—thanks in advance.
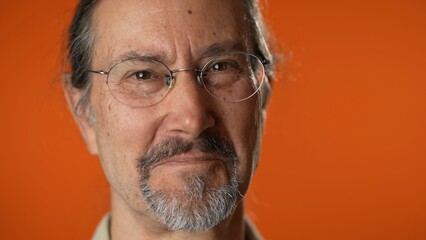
[67,0,275,115]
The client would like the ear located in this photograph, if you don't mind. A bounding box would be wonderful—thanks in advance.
[62,73,99,155]
[260,76,271,132]
[262,108,267,122]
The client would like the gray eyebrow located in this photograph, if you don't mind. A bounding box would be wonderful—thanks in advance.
[202,41,246,58]
[107,51,166,67]
[104,41,247,69]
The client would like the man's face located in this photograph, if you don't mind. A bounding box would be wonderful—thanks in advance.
[82,0,263,231]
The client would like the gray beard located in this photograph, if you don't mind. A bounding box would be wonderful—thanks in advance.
[137,133,241,231]
[141,167,240,231]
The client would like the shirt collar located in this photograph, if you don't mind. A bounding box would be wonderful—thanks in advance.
[92,213,263,240]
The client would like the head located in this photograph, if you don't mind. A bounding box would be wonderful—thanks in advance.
[64,0,274,232]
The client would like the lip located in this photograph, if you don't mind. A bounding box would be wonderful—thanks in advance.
[150,152,226,170]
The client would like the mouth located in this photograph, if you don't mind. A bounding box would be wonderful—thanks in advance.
[137,134,238,178]
[150,152,227,170]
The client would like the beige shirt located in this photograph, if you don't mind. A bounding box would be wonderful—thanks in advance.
[92,214,263,240]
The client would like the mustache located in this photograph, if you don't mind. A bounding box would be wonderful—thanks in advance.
[137,132,238,174]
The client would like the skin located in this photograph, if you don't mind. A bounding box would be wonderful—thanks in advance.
[66,0,265,239]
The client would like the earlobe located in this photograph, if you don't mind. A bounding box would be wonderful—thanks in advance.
[262,108,267,122]
[260,76,270,134]
[261,76,272,109]
[62,73,99,155]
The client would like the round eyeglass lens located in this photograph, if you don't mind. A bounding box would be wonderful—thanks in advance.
[106,58,172,107]
[200,52,266,102]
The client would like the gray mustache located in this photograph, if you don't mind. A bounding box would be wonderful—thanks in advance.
[137,132,238,174]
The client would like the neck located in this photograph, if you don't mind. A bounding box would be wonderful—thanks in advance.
[109,190,246,240]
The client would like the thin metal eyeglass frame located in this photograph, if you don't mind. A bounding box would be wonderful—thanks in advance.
[87,52,270,106]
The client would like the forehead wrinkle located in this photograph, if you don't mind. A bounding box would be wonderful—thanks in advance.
[91,1,180,67]
[92,0,252,69]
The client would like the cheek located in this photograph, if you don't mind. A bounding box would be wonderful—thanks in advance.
[90,84,160,202]
[221,99,260,191]
[91,79,158,157]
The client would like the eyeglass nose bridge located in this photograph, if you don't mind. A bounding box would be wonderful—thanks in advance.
[169,68,204,86]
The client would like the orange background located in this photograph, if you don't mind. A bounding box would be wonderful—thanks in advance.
[1,0,425,239]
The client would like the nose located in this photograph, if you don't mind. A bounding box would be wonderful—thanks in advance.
[160,70,216,138]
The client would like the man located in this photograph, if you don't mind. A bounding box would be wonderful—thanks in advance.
[63,0,275,239]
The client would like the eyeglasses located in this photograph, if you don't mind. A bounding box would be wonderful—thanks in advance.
[88,52,270,108]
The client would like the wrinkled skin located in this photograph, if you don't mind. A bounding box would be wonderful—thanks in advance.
[67,0,264,239]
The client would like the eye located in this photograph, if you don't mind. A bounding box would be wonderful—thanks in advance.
[134,70,153,80]
[211,62,229,71]
[206,59,242,74]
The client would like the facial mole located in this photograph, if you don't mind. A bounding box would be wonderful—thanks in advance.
[188,10,192,14]
[213,32,217,36]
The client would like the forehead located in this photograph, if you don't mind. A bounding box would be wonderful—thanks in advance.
[91,0,252,66]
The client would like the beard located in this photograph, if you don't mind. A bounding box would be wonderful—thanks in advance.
[136,132,241,231]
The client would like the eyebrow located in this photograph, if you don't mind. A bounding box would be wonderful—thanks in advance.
[105,40,247,69]
[107,51,167,68]
[202,41,247,58]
